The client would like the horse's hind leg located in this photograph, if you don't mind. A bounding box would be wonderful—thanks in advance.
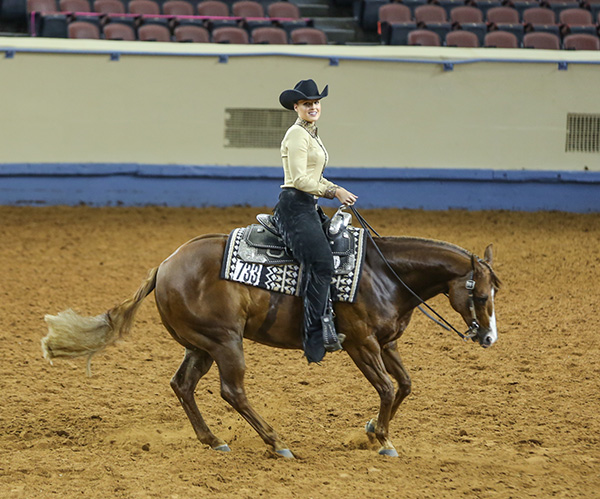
[170,348,229,451]
[212,339,294,458]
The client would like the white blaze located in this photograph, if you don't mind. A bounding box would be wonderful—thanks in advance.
[488,289,498,345]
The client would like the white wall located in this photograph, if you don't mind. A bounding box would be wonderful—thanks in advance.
[0,38,598,171]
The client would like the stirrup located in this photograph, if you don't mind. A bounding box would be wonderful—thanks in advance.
[322,315,344,352]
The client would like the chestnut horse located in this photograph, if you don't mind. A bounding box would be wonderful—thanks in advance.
[42,232,500,458]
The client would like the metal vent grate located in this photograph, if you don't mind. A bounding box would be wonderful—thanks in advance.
[224,108,295,149]
[566,113,600,153]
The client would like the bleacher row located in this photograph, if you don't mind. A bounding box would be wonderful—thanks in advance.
[27,0,330,43]
[357,0,600,48]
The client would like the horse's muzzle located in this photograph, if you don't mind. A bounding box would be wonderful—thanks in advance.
[478,328,497,348]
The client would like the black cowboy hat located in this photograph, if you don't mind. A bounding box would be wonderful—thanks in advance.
[279,79,328,110]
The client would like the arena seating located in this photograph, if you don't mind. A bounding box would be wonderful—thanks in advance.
[446,28,480,45]
[24,0,323,43]
[523,29,561,46]
[16,0,600,47]
[375,0,600,48]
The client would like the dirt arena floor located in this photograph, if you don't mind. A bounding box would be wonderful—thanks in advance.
[1,205,599,498]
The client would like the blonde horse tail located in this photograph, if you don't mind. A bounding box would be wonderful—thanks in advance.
[41,267,159,376]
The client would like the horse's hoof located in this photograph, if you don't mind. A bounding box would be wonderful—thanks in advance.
[213,444,231,452]
[378,447,399,457]
[365,420,376,434]
[275,448,295,458]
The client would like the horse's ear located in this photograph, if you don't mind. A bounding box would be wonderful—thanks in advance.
[483,244,493,266]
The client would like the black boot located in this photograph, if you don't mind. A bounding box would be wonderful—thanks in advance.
[322,313,345,352]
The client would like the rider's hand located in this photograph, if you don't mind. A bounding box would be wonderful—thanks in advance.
[335,187,358,206]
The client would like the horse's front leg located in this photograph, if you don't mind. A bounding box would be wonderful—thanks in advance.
[344,338,398,457]
[382,340,412,421]
[211,337,294,458]
[365,341,412,447]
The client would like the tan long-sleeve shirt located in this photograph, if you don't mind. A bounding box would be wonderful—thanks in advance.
[280,118,338,199]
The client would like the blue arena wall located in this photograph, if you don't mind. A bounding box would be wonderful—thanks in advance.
[1,164,598,212]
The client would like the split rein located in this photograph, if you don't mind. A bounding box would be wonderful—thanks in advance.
[348,205,480,342]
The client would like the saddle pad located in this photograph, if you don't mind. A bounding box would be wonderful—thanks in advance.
[220,225,366,303]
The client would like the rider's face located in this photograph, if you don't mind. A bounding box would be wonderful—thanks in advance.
[294,99,321,123]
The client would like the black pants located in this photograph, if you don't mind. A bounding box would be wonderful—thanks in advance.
[273,188,334,362]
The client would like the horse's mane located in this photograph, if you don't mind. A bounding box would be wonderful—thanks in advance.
[379,236,502,289]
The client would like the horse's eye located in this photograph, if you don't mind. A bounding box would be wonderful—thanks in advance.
[474,295,488,305]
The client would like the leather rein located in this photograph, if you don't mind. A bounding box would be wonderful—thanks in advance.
[348,205,480,342]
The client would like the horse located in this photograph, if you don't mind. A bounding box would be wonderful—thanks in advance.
[42,228,501,458]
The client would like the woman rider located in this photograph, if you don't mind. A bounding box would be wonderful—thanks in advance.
[274,79,358,363]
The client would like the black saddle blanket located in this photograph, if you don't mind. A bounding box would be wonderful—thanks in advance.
[220,224,366,303]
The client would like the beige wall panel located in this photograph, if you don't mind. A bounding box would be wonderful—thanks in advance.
[0,39,598,170]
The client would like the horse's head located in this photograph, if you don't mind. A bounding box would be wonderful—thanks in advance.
[447,244,501,348]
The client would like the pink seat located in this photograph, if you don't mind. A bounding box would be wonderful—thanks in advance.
[446,30,479,46]
[128,0,160,15]
[59,0,91,11]
[522,31,560,48]
[174,24,210,41]
[163,0,194,16]
[523,7,556,25]
[486,6,519,23]
[251,26,288,43]
[103,21,136,39]
[68,20,100,37]
[450,6,483,23]
[484,30,518,47]
[415,4,448,23]
[212,26,249,43]
[408,28,441,45]
[196,0,228,16]
[138,23,171,40]
[232,0,264,17]
[27,0,58,14]
[94,0,125,13]
[268,1,300,19]
[290,27,327,44]
[379,3,412,23]
[563,33,600,49]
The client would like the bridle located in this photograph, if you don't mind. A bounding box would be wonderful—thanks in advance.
[349,205,482,342]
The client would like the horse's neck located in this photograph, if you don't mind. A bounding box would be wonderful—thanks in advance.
[377,237,470,301]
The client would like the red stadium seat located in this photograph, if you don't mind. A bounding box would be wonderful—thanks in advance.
[378,3,416,45]
[212,26,249,43]
[522,7,559,36]
[290,27,327,44]
[68,20,100,37]
[563,33,600,49]
[232,0,264,17]
[138,23,171,40]
[268,1,300,19]
[450,6,486,44]
[128,0,160,15]
[103,21,136,39]
[251,26,288,43]
[27,0,58,13]
[446,29,480,46]
[484,30,519,47]
[163,0,194,16]
[559,8,597,37]
[94,0,125,13]
[59,0,90,11]
[408,28,441,45]
[174,24,210,41]
[522,31,560,48]
[414,5,451,40]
